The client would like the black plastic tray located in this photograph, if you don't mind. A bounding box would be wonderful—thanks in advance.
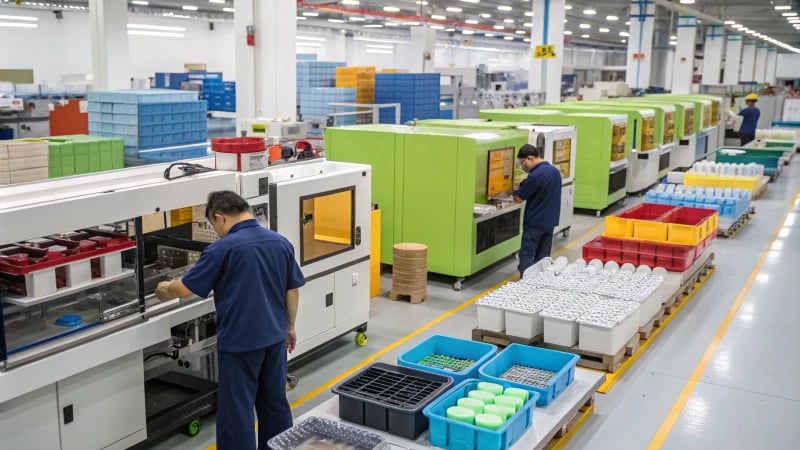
[332,362,453,440]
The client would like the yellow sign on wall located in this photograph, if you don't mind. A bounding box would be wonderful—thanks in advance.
[533,45,556,59]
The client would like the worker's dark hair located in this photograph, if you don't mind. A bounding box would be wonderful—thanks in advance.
[517,143,541,159]
[205,190,250,219]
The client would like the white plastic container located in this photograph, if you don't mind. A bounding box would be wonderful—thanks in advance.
[212,137,267,172]
[24,268,57,298]
[541,314,579,347]
[504,307,544,339]
[65,260,92,287]
[476,304,505,332]
[578,320,631,355]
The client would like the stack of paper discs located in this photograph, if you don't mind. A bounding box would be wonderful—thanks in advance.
[390,243,428,304]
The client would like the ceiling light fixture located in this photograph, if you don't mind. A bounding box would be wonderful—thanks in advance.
[524,22,532,27]
[480,13,491,18]
[746,29,756,34]
[445,28,455,31]
[621,39,627,43]
[349,17,366,21]
[599,27,609,33]
[327,19,344,23]
[732,23,744,28]
[366,49,393,54]
[493,25,504,29]
[128,30,183,37]
[383,6,399,12]
[296,17,306,20]
[724,21,735,25]
[466,19,479,24]
[775,5,792,10]
[581,34,590,38]
[128,24,186,31]
[0,14,38,21]
[446,7,462,12]
[131,1,149,5]
[302,12,318,17]
[462,29,474,34]
[385,22,399,26]
[222,7,233,12]
[583,9,596,15]
[579,23,590,29]
[504,18,514,23]
[181,5,198,11]
[484,33,494,37]
[564,5,573,10]
[503,36,514,40]
[524,11,533,17]
[679,0,695,4]
[564,30,572,35]
[363,24,383,28]
[516,30,526,34]
[783,12,798,17]
[524,38,531,42]
[354,36,408,44]
[431,25,445,30]
[670,35,677,40]
[209,0,225,4]
[498,6,512,11]
[404,21,420,25]
[297,35,325,41]
[342,0,360,5]
[461,0,480,3]
[607,15,618,21]
[620,31,629,37]
[669,41,677,45]
[431,14,446,20]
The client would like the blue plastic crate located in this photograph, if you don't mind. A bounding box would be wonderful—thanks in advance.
[423,379,539,450]
[137,143,210,162]
[398,335,497,385]
[478,344,579,407]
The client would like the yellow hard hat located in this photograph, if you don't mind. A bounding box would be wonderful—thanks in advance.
[745,93,759,101]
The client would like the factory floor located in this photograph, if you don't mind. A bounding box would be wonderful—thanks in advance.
[150,157,800,450]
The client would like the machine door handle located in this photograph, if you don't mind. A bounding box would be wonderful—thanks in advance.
[355,226,362,245]
[325,293,333,307]
[63,404,74,424]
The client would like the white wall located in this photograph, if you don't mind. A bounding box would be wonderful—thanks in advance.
[0,6,234,83]
[776,53,800,80]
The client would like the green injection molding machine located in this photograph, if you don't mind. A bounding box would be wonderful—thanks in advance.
[528,102,661,193]
[611,99,679,177]
[325,124,530,287]
[648,94,717,164]
[478,108,629,213]
[625,97,698,168]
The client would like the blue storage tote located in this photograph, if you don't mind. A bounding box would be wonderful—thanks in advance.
[423,379,539,450]
[398,335,497,384]
[478,344,578,407]
[137,143,209,162]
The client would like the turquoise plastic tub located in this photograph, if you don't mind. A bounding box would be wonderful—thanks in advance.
[398,335,497,385]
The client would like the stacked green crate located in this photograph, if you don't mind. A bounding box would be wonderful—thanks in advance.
[43,135,124,178]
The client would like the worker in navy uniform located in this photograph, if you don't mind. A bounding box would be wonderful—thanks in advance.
[155,191,305,450]
[513,142,562,276]
[738,93,761,146]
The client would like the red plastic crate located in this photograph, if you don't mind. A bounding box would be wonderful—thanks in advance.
[582,238,606,260]
[622,252,639,265]
[618,203,679,221]
[622,240,639,252]
[640,254,656,267]
[607,250,622,261]
[640,242,657,255]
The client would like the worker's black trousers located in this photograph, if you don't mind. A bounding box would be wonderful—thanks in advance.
[217,341,292,450]
[518,226,555,277]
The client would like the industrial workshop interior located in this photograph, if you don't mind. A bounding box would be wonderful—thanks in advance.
[2,0,800,449]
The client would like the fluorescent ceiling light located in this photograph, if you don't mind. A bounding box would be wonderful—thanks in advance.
[503,36,514,40]
[404,21,420,25]
[363,24,383,28]
[302,12,318,17]
[583,9,596,15]
[498,6,512,12]
[366,44,393,49]
[297,35,325,41]
[621,39,627,43]
[564,19,568,23]
[296,42,322,48]
[606,15,618,21]
[222,7,233,12]
[524,38,531,42]
[431,14,446,20]
[182,5,198,10]
[128,24,186,31]
[746,29,756,33]
[0,14,37,21]
[679,0,695,4]
[599,27,609,33]
[415,1,428,4]
[484,33,494,37]
[128,30,184,38]
[581,34,590,38]
[385,22,399,26]
[504,18,514,23]
[445,28,455,31]
[383,6,399,12]
[349,17,366,21]
[342,0,360,5]
[524,22,532,27]
[670,35,677,40]
[625,21,630,25]
[620,31,629,37]
[446,7,462,13]
[724,21,735,25]
[564,30,572,35]
[493,25,504,29]
[297,16,306,20]
[783,12,798,16]
[565,5,573,10]
[775,6,791,10]
[431,25,445,30]
[669,41,677,45]
[461,0,480,3]
[462,30,474,34]
[328,18,344,23]
[465,19,479,24]
[209,0,225,4]
[579,23,590,29]
[480,13,491,18]
[732,24,744,28]
[366,49,393,54]
[354,37,407,44]
[131,1,149,5]
[524,11,533,17]
[0,21,37,28]
[515,30,526,35]
[790,19,800,23]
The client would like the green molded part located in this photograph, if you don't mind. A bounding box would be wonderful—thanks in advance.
[457,397,485,415]
[110,138,124,169]
[494,395,523,412]
[467,389,496,405]
[447,406,476,424]
[503,387,529,403]
[484,404,514,421]
[325,124,528,277]
[477,382,504,396]
[475,413,503,431]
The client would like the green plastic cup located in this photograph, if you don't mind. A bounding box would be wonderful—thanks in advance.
[446,406,476,424]
[457,397,485,415]
[477,382,504,396]
[467,389,495,405]
[484,404,515,422]
[504,387,530,403]
[475,413,504,431]
[494,395,523,412]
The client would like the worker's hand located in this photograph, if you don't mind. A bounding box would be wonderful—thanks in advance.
[155,281,173,301]
[286,326,297,353]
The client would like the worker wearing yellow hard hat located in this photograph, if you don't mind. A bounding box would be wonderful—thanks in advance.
[738,93,760,146]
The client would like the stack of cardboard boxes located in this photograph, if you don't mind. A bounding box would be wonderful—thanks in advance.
[0,140,49,185]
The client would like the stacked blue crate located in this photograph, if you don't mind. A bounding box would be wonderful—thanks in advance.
[296,61,351,124]
[375,73,441,124]
[203,79,236,112]
[87,89,207,157]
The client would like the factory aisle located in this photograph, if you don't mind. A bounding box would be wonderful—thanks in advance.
[152,158,800,450]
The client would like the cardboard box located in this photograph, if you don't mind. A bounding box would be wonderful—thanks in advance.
[1,140,49,159]
[0,155,48,172]
[0,167,49,185]
[192,204,207,222]
[191,221,219,243]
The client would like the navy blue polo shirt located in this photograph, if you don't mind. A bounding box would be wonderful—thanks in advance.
[513,161,562,230]
[181,219,305,353]
[738,107,760,134]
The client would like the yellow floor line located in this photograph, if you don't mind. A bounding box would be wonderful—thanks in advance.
[547,404,596,450]
[595,267,715,393]
[204,221,606,450]
[646,187,800,450]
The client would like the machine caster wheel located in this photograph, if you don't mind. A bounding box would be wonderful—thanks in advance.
[182,418,201,437]
[286,375,299,391]
[562,228,570,238]
[355,332,368,347]
[453,280,463,291]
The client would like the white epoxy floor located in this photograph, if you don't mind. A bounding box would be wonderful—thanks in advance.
[150,156,800,450]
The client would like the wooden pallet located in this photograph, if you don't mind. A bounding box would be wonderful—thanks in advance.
[389,289,426,304]
[664,254,715,315]
[471,328,543,348]
[543,334,639,374]
[718,212,752,238]
[753,178,769,200]
[639,306,666,340]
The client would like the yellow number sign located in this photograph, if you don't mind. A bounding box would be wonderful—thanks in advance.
[534,45,556,59]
